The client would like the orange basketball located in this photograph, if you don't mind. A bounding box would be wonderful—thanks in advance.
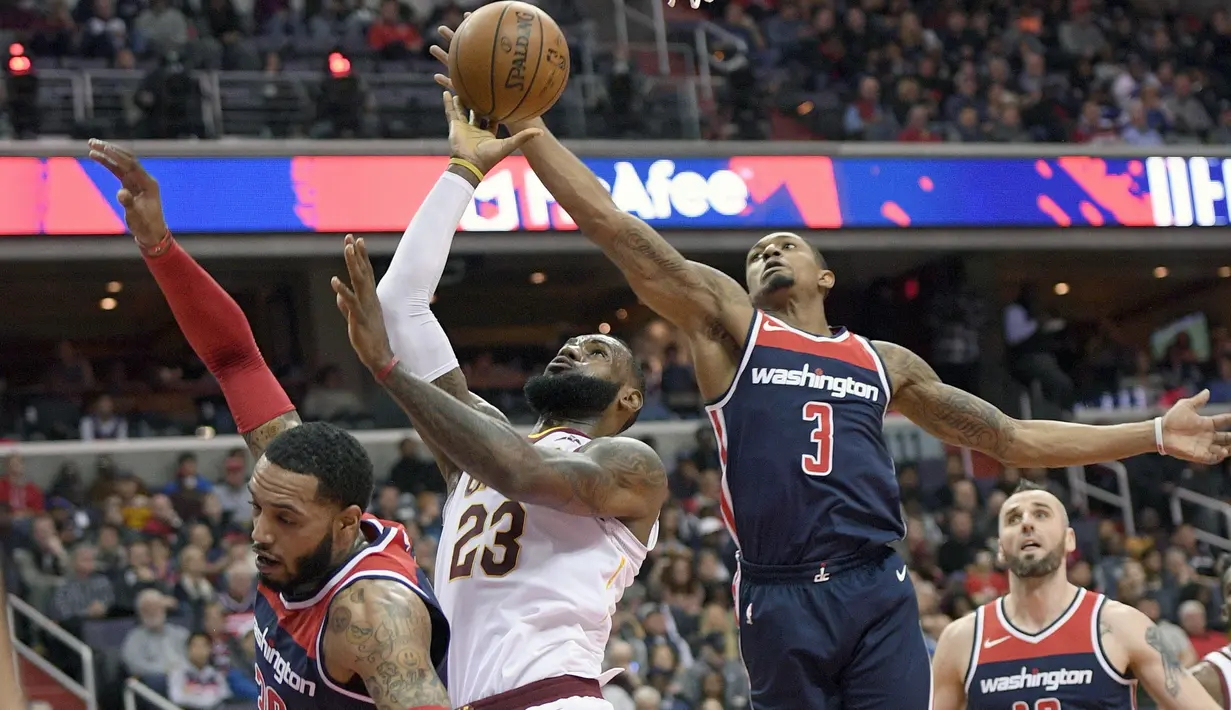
[447,1,570,124]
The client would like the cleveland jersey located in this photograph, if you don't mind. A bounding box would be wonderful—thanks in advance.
[966,589,1136,709]
[705,311,902,565]
[253,516,448,709]
[1200,644,1231,707]
[435,427,658,708]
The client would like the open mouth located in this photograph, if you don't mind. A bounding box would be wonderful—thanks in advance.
[1020,541,1041,552]
[546,357,575,373]
[763,261,786,276]
[254,553,281,573]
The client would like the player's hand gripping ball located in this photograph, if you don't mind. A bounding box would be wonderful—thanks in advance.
[447,0,570,124]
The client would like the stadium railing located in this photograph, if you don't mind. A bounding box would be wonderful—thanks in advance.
[1170,486,1231,552]
[1067,461,1136,536]
[7,593,97,710]
[122,678,178,710]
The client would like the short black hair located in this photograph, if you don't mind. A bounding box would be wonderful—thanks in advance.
[1011,479,1049,495]
[187,631,211,648]
[263,422,373,510]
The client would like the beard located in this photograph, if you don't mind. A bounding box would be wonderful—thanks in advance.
[258,532,335,595]
[524,372,621,420]
[1005,543,1065,579]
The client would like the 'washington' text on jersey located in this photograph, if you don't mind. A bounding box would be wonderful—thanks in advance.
[706,311,903,566]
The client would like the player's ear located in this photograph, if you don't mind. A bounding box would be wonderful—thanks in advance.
[1064,527,1077,555]
[620,385,644,415]
[996,539,1007,568]
[335,505,363,536]
[817,268,835,292]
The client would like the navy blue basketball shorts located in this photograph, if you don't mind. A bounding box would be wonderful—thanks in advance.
[735,547,932,710]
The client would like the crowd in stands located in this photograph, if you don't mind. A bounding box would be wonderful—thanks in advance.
[3,0,1231,141]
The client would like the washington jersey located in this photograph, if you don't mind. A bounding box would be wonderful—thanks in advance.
[966,589,1136,709]
[1200,644,1231,707]
[435,427,658,708]
[705,310,902,565]
[253,515,448,709]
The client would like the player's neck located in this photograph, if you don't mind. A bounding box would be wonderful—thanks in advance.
[1004,572,1079,633]
[533,414,601,438]
[765,296,832,336]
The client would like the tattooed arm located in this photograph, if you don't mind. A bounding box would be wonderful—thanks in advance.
[322,579,448,710]
[877,341,1188,467]
[410,370,509,495]
[1101,600,1222,710]
[378,362,667,519]
[513,121,753,343]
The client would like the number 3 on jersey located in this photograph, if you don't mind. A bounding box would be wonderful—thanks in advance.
[1013,701,1060,710]
[801,401,834,476]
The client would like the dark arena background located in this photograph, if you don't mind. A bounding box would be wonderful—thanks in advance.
[2,0,1231,707]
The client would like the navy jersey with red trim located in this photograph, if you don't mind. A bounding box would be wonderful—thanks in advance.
[705,311,902,565]
[252,515,448,709]
[966,589,1136,710]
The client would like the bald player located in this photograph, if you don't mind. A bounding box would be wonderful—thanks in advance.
[933,480,1220,710]
[1190,568,1231,707]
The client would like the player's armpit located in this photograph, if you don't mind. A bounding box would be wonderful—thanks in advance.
[242,410,303,460]
[929,613,975,710]
[1107,602,1223,710]
[323,580,448,710]
[417,368,511,496]
[524,436,669,520]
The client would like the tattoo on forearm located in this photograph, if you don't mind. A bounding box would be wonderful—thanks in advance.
[876,341,1018,458]
[327,583,448,710]
[423,368,509,496]
[609,221,695,283]
[242,411,303,459]
[551,438,667,516]
[1145,624,1184,698]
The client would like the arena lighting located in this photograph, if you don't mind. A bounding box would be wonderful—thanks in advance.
[1219,266,1231,278]
[529,271,546,285]
[327,51,351,78]
[99,297,117,311]
[1053,282,1070,296]
[615,308,628,320]
[7,44,30,76]
[1153,266,1169,279]
[796,101,815,116]
[106,281,122,293]
[598,322,611,334]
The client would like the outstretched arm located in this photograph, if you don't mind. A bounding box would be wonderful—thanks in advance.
[323,580,448,710]
[1106,601,1222,710]
[335,238,667,519]
[374,95,539,494]
[427,37,749,342]
[88,140,299,459]
[876,341,1231,467]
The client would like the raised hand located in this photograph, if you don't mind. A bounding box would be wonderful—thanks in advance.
[332,235,395,374]
[87,139,169,248]
[441,91,541,175]
[1160,389,1231,464]
[428,16,466,93]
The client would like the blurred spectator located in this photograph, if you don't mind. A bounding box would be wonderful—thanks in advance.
[121,588,189,693]
[1004,284,1073,410]
[168,632,232,709]
[212,448,252,525]
[1,455,44,517]
[368,0,422,58]
[302,364,365,422]
[13,513,67,609]
[134,0,189,56]
[80,394,129,441]
[1179,599,1224,657]
[50,543,114,631]
[388,437,443,495]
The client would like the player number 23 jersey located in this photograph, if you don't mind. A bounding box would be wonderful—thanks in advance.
[434,427,659,708]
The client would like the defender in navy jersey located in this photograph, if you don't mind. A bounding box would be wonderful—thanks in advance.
[490,115,1231,709]
[933,482,1218,710]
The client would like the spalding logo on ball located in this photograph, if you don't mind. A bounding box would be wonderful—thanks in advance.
[447,0,571,124]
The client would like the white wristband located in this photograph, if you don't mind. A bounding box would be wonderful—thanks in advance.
[1154,416,1167,456]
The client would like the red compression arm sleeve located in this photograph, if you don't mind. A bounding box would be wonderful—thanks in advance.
[143,236,294,434]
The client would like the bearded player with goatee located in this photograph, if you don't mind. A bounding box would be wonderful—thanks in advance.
[932,480,1220,710]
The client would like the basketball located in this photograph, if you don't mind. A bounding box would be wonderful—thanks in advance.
[448,0,570,124]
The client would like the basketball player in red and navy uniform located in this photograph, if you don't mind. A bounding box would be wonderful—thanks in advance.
[88,139,451,710]
[1190,567,1231,708]
[934,481,1220,710]
[468,97,1231,706]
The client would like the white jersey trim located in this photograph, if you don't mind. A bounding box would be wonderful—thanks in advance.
[1089,595,1134,686]
[1205,649,1231,708]
[963,607,985,693]
[705,310,764,412]
[312,569,433,704]
[281,521,394,610]
[852,335,893,416]
[996,588,1086,645]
